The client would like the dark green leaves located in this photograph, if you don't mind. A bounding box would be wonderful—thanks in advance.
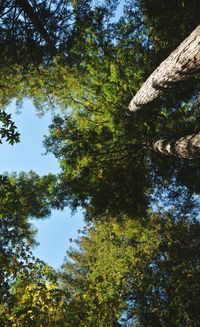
[0,110,20,145]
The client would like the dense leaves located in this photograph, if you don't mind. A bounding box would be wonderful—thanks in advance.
[59,213,200,326]
[0,260,67,326]
[0,0,200,325]
[0,171,60,303]
[0,171,58,218]
[0,0,92,67]
[44,114,150,219]
[139,0,200,59]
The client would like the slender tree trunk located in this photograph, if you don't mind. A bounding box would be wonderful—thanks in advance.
[15,0,56,53]
[129,25,200,112]
[153,133,200,159]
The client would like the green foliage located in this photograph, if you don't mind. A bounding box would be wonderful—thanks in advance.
[0,216,34,305]
[60,213,200,326]
[139,0,200,59]
[44,114,150,219]
[60,215,160,326]
[0,0,92,67]
[0,0,123,110]
[0,110,20,144]
[0,171,57,218]
[0,171,59,305]
[1,212,199,326]
[0,2,200,326]
[0,260,67,327]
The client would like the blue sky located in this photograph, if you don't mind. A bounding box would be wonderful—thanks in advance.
[0,100,84,269]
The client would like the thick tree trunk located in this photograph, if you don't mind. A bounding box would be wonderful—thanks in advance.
[129,25,200,112]
[153,133,200,159]
[15,0,56,53]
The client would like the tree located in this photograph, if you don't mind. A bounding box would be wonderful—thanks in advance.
[60,213,200,326]
[44,113,150,220]
[139,0,200,60]
[60,215,160,326]
[15,0,56,52]
[129,24,200,112]
[0,0,86,66]
[0,3,200,325]
[0,171,58,218]
[0,0,54,68]
[0,0,120,68]
[0,214,35,305]
[0,171,60,302]
[44,96,200,219]
[0,260,67,326]
[0,0,122,111]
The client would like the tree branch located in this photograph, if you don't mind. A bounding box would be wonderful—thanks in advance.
[15,0,57,54]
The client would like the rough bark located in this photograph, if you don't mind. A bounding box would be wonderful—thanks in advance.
[15,0,56,53]
[129,25,200,112]
[153,133,200,159]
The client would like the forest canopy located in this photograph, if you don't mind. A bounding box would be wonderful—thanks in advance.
[0,0,200,326]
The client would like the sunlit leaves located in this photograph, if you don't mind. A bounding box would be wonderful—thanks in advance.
[1,260,67,326]
[61,214,200,326]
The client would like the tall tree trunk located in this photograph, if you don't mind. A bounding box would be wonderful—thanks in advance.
[153,133,200,159]
[15,0,56,53]
[129,25,200,112]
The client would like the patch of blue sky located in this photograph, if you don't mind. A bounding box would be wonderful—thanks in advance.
[0,99,84,269]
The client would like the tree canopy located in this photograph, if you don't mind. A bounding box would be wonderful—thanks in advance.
[1,0,200,325]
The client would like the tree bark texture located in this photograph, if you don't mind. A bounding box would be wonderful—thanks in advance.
[129,25,200,112]
[153,133,200,159]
